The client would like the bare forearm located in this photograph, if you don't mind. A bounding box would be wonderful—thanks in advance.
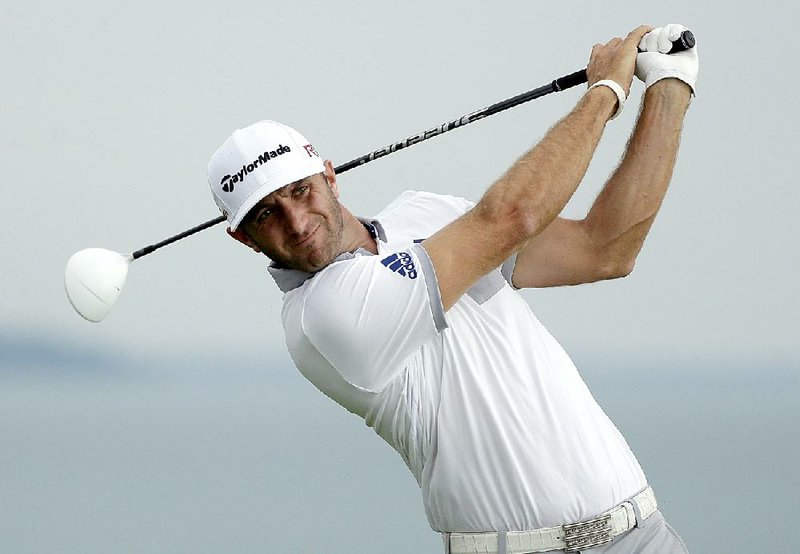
[425,89,617,309]
[584,79,691,271]
[480,88,616,239]
[423,26,653,309]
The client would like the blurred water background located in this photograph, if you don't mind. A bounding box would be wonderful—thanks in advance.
[1,331,796,553]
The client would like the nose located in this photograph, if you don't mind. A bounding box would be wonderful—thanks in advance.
[283,203,309,238]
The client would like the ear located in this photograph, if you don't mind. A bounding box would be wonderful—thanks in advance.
[227,227,261,253]
[323,159,339,199]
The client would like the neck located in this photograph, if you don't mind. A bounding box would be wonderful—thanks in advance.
[340,207,378,255]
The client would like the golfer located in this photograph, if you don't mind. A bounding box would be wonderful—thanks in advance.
[208,24,696,554]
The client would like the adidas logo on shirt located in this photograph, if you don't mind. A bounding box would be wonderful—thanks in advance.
[380,252,418,280]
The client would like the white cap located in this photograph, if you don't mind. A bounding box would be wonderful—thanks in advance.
[208,120,325,230]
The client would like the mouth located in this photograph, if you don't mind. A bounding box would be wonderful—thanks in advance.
[294,224,320,247]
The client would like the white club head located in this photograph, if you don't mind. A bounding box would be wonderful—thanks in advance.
[64,248,133,322]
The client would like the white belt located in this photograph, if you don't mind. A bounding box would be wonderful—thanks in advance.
[446,486,658,554]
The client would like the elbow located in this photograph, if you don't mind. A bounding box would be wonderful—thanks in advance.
[615,259,636,279]
[514,209,544,243]
[582,222,640,281]
[477,180,558,248]
[474,199,543,248]
[502,194,554,243]
[600,254,636,280]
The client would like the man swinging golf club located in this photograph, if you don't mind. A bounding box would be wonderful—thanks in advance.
[208,24,697,554]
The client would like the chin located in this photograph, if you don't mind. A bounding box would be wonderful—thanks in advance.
[283,247,330,273]
[305,253,337,273]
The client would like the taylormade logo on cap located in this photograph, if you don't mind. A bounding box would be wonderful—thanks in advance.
[207,120,326,231]
[220,144,291,192]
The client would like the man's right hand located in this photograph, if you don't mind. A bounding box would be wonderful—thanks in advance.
[586,25,653,97]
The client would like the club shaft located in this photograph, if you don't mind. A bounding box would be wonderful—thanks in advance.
[334,69,588,174]
[130,71,586,260]
[130,28,695,261]
[132,216,226,259]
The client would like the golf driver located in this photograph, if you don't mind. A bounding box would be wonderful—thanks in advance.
[65,30,695,322]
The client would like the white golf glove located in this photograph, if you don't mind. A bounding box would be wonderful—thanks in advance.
[635,24,698,94]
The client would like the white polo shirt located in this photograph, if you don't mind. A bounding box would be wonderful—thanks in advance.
[272,190,647,532]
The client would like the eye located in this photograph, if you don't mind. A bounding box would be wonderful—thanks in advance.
[255,207,274,224]
[293,185,309,197]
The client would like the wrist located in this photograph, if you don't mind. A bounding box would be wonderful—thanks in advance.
[645,78,692,107]
[587,79,627,121]
[583,85,618,122]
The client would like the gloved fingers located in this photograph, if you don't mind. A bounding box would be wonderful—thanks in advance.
[639,24,692,54]
[664,23,687,43]
[638,28,661,53]
[656,28,674,54]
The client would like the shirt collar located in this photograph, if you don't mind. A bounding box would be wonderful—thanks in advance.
[267,217,386,293]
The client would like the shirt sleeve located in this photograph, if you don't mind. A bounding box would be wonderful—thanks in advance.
[297,243,445,393]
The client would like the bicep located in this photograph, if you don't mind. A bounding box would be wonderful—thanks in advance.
[421,206,524,310]
[511,217,612,288]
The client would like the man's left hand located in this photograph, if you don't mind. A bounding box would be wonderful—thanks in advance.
[635,24,699,95]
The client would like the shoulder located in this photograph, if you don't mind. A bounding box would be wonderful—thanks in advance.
[281,250,441,392]
[284,254,377,318]
[375,190,475,221]
[280,257,376,383]
[284,253,403,341]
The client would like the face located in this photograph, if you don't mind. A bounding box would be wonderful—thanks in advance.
[232,161,344,273]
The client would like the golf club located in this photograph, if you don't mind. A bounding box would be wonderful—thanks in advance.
[65,30,695,322]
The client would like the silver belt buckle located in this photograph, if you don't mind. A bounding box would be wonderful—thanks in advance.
[562,512,613,552]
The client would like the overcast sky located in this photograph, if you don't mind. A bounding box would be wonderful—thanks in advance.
[1,0,796,366]
[2,1,799,551]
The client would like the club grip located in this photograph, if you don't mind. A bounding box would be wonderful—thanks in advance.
[554,30,696,92]
[554,69,589,91]
[639,29,695,54]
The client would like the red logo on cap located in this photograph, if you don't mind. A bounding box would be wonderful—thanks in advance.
[303,144,319,158]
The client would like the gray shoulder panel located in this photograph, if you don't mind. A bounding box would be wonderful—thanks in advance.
[464,253,519,304]
[411,243,448,333]
[466,270,506,305]
[500,253,520,290]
